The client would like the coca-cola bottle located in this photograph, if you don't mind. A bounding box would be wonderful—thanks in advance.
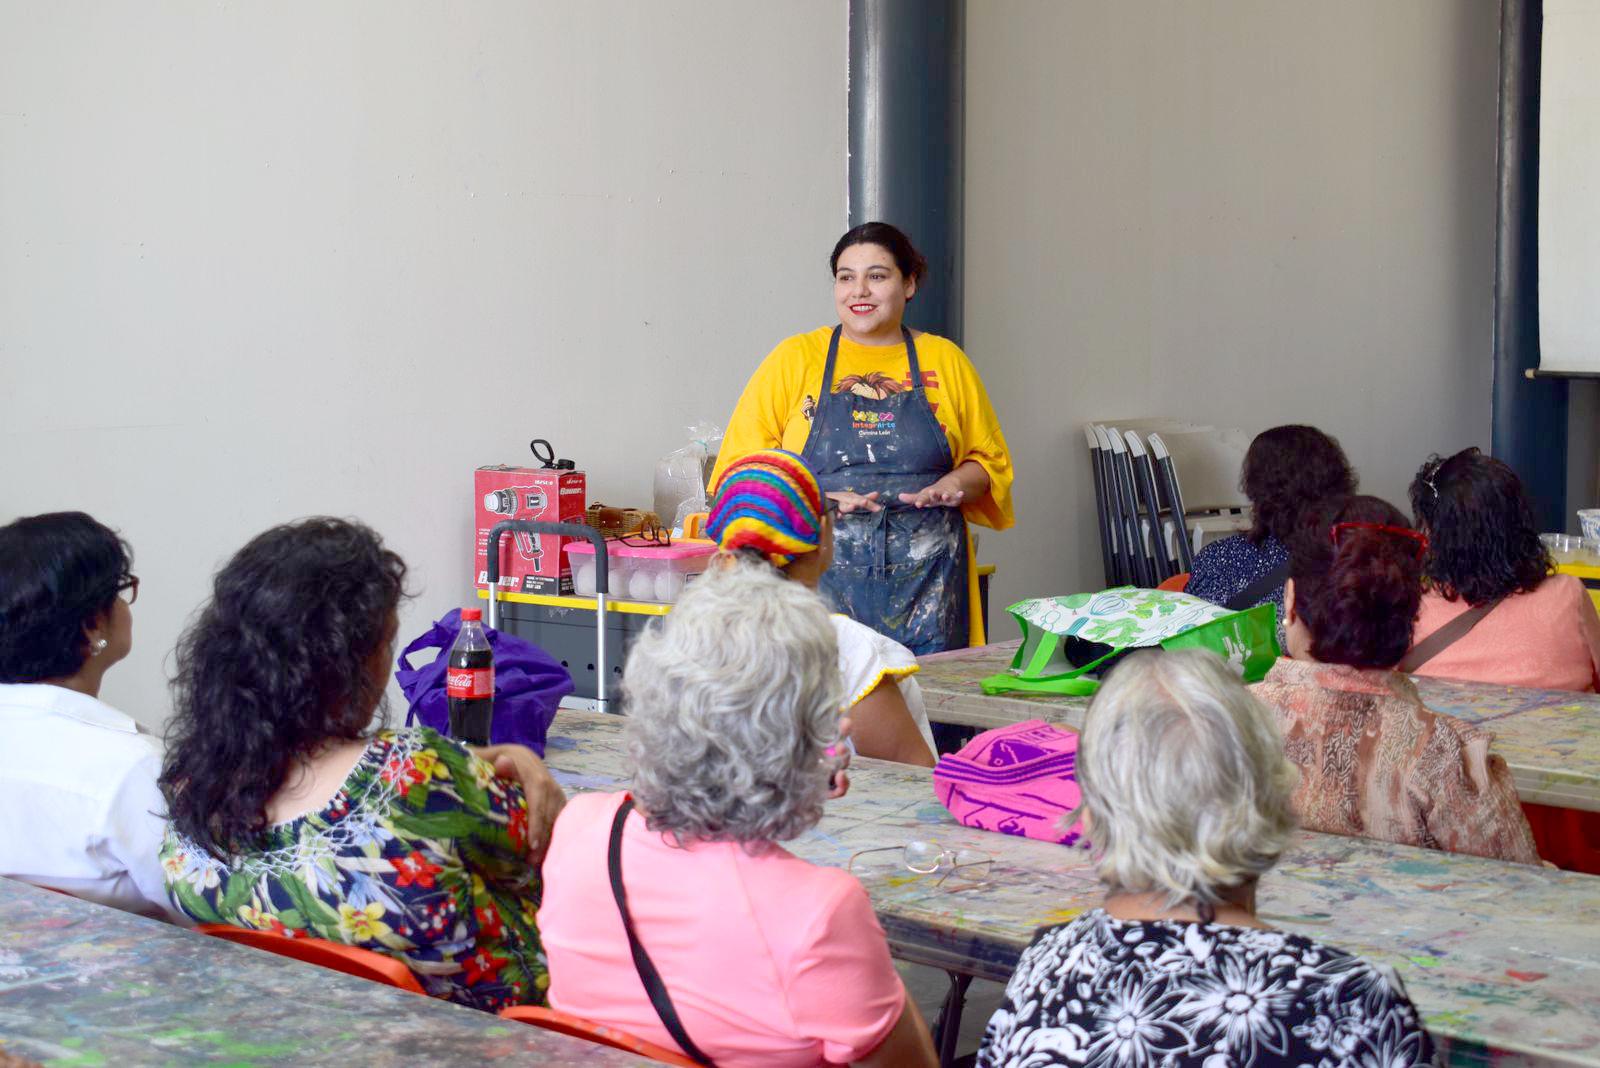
[446,608,494,745]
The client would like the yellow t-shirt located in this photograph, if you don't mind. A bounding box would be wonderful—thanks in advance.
[714,327,1016,645]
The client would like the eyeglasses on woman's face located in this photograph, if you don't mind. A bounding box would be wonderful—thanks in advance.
[116,575,139,605]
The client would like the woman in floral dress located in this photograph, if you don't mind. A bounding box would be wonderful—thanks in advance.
[158,518,557,1010]
[979,650,1434,1068]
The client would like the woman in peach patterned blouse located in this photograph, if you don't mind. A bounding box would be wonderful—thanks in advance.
[1252,495,1540,865]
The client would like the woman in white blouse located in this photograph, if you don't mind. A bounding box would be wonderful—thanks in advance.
[0,511,180,921]
[704,450,936,765]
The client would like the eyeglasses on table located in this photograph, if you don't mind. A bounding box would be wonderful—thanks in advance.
[847,840,995,890]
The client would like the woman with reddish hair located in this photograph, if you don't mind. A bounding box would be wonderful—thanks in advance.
[1251,495,1539,864]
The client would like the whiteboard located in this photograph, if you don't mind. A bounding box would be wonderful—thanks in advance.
[1539,0,1600,374]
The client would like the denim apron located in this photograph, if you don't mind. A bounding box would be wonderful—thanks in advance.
[801,326,969,654]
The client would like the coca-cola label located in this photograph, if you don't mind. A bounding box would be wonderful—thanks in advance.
[447,667,493,699]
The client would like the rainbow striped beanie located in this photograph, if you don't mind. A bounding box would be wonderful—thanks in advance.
[705,449,825,567]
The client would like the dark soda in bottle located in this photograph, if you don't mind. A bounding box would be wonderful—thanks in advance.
[447,608,494,745]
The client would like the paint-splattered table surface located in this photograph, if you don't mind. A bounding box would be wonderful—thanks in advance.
[0,878,645,1067]
[546,709,1600,1067]
[916,641,1600,813]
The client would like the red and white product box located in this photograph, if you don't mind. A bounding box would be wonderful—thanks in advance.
[474,466,587,596]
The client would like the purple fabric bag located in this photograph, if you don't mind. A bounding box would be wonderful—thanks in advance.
[933,719,1086,846]
[394,608,573,756]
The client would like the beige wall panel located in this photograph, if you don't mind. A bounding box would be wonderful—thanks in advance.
[0,2,846,727]
[966,1,1499,615]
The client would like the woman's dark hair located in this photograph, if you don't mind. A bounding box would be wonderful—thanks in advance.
[1287,495,1421,669]
[829,222,927,287]
[1409,447,1550,607]
[0,512,132,683]
[159,517,407,858]
[1240,425,1357,545]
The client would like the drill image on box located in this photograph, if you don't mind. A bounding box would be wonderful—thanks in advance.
[475,466,586,596]
[482,488,547,562]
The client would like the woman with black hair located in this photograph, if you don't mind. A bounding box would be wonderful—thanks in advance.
[1186,424,1357,622]
[1408,447,1600,691]
[713,222,1014,654]
[158,518,560,1010]
[0,512,180,921]
[1251,495,1539,864]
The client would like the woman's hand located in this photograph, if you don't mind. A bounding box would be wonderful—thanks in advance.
[826,716,855,799]
[470,743,567,864]
[827,490,883,515]
[898,476,965,509]
[897,460,991,510]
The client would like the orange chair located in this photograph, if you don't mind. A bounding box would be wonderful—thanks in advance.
[1522,802,1600,876]
[1156,571,1190,592]
[195,923,427,995]
[501,1006,701,1066]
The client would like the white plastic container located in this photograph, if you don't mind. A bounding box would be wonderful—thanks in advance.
[566,539,718,604]
[1578,509,1600,543]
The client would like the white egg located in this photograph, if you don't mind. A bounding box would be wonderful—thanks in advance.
[656,569,686,602]
[573,561,596,597]
[629,568,658,602]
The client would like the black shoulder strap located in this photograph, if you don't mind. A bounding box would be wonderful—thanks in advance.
[1396,598,1502,674]
[608,797,716,1067]
[1224,562,1291,611]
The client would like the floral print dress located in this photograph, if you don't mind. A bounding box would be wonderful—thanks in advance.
[160,727,547,1011]
[979,910,1435,1068]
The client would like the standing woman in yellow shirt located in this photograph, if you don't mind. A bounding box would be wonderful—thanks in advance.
[713,223,1014,653]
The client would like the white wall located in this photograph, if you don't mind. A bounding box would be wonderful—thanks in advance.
[0,2,846,729]
[966,1,1501,614]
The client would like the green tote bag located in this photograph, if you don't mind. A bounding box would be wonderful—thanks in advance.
[980,586,1280,697]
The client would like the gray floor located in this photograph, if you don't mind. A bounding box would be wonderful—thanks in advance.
[899,961,1005,1065]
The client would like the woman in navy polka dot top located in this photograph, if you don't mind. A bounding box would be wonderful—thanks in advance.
[1185,425,1356,625]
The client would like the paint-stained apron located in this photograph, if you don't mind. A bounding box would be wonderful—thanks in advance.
[801,326,969,655]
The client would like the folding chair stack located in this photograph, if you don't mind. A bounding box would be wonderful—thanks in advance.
[1084,421,1253,588]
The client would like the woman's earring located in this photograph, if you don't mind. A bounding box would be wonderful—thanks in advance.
[91,638,108,656]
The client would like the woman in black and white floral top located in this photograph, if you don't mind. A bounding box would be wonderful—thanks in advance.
[979,649,1435,1068]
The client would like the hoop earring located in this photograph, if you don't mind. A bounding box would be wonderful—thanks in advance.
[91,638,109,657]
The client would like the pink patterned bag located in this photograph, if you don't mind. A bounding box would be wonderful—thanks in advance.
[933,720,1086,846]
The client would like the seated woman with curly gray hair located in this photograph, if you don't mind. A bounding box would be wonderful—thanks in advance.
[979,649,1434,1068]
[538,559,937,1067]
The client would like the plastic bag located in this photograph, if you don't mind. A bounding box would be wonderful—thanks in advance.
[394,608,574,755]
[653,422,724,536]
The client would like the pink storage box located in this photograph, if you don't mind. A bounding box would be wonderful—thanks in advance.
[566,539,718,604]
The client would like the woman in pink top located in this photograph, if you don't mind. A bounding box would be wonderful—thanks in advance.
[1408,447,1600,691]
[539,560,937,1068]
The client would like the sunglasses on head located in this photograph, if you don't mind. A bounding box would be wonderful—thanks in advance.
[1329,521,1428,561]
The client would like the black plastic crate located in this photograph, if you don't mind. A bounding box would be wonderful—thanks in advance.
[496,599,659,705]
